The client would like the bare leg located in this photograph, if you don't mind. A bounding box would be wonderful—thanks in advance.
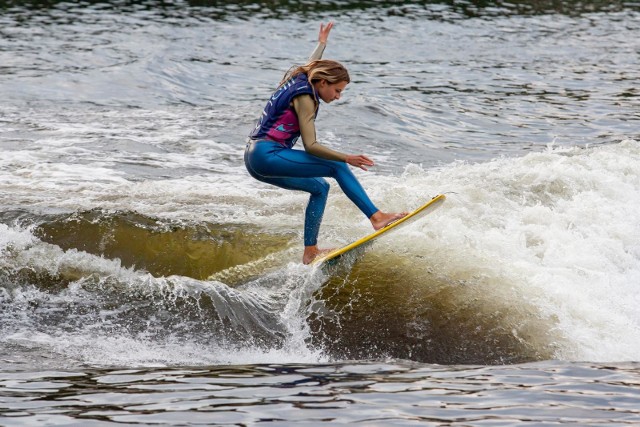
[370,210,408,230]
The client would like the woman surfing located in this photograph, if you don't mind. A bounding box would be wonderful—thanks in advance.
[245,22,407,264]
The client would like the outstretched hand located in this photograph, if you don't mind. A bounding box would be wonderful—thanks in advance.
[318,21,334,44]
[346,154,374,171]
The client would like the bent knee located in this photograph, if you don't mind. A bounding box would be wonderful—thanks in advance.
[332,160,353,177]
[311,178,330,196]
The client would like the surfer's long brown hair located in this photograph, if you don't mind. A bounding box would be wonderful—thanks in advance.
[279,59,350,87]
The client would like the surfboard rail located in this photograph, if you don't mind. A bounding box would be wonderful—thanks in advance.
[312,194,446,265]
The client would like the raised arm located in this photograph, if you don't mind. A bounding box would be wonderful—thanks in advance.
[309,21,334,61]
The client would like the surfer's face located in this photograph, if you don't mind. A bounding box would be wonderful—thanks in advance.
[316,80,348,103]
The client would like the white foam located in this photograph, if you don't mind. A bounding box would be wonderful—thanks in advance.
[3,137,640,363]
[377,140,640,361]
[6,329,324,368]
[0,225,328,367]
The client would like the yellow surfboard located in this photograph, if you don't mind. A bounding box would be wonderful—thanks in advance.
[312,194,446,265]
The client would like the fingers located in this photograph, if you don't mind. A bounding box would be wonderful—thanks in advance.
[321,21,334,32]
[356,155,374,169]
[360,155,374,165]
[347,154,375,171]
[319,21,334,43]
[355,163,369,171]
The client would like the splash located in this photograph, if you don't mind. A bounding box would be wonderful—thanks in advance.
[0,224,327,368]
[2,140,639,365]
[381,139,640,361]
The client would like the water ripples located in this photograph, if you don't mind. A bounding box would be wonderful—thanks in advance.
[2,362,639,425]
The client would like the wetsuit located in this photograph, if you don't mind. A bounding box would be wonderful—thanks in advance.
[245,43,378,247]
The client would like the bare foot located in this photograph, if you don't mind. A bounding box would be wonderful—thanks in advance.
[370,210,408,230]
[303,246,335,265]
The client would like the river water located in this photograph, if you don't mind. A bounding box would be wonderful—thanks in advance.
[1,0,640,424]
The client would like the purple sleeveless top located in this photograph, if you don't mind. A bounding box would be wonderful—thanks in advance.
[249,74,318,148]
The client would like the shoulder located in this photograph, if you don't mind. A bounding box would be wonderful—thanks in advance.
[291,74,313,90]
[293,73,309,83]
[292,93,317,115]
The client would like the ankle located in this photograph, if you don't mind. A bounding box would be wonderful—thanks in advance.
[303,245,318,265]
[369,210,382,222]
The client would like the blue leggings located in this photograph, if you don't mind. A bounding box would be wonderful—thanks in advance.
[244,140,378,246]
